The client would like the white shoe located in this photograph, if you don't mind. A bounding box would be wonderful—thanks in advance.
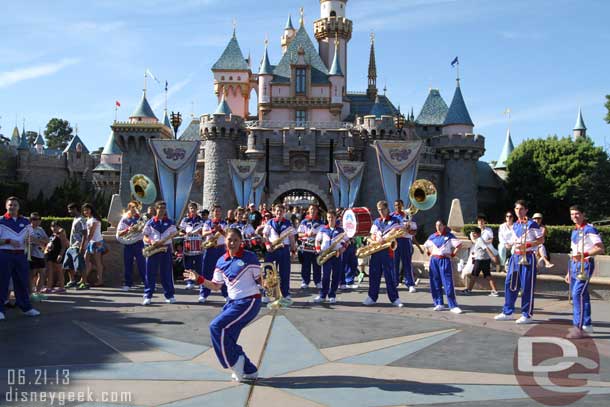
[0,311,4,320]
[231,355,245,382]
[198,295,207,304]
[494,313,513,321]
[489,291,499,297]
[583,325,594,333]
[313,295,324,303]
[284,295,292,301]
[242,371,258,380]
[566,327,584,339]
[347,284,359,289]
[165,297,176,304]
[516,316,533,324]
[261,296,270,304]
[121,285,131,292]
[339,284,347,290]
[300,282,308,289]
[408,286,416,293]
[328,297,337,304]
[362,296,376,306]
[142,298,151,306]
[186,282,194,290]
[393,299,404,308]
[315,282,322,289]
[433,304,446,311]
[450,307,463,314]
[24,308,40,317]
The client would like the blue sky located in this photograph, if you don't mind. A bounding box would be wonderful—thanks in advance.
[0,0,608,162]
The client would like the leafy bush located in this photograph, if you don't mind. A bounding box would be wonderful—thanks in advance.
[464,224,610,253]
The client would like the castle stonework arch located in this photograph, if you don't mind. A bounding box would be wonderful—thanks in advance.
[268,180,332,211]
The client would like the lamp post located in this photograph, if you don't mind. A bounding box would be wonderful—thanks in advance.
[170,111,182,139]
[394,106,406,138]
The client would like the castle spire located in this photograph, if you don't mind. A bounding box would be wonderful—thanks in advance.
[285,14,294,30]
[328,36,343,76]
[573,107,587,139]
[495,127,514,170]
[259,38,273,75]
[367,32,377,101]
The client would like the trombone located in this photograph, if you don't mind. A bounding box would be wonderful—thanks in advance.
[575,229,589,282]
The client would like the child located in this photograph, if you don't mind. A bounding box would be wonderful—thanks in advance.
[462,227,499,297]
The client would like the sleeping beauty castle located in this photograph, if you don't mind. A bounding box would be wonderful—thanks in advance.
[103,0,506,229]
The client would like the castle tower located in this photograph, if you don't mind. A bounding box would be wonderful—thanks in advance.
[10,126,20,147]
[573,107,587,140]
[201,93,243,210]
[314,0,352,86]
[493,127,514,180]
[258,40,273,117]
[442,79,474,135]
[130,91,158,124]
[93,130,122,196]
[34,133,45,154]
[281,15,296,54]
[328,37,345,116]
[211,29,252,118]
[366,33,377,101]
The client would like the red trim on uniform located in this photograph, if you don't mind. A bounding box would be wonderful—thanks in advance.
[153,215,168,222]
[224,247,245,260]
[3,212,11,219]
[273,217,283,222]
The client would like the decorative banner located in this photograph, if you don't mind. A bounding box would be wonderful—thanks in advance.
[250,172,266,208]
[149,139,201,222]
[335,161,365,208]
[373,140,423,205]
[228,160,258,207]
[327,173,341,209]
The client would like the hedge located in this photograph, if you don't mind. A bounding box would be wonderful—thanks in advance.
[39,217,109,239]
[463,224,609,254]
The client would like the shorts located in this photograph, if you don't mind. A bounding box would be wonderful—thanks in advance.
[29,257,46,270]
[44,253,63,264]
[63,247,85,273]
[472,259,491,278]
[87,241,106,254]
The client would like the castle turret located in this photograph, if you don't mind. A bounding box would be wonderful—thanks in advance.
[212,29,252,118]
[17,128,29,151]
[366,33,377,101]
[328,37,344,110]
[415,88,448,137]
[314,0,352,86]
[93,130,122,195]
[493,127,514,180]
[258,40,273,113]
[573,107,587,140]
[442,80,474,135]
[10,126,20,147]
[281,15,296,54]
[130,91,158,124]
[162,110,174,137]
[34,133,45,154]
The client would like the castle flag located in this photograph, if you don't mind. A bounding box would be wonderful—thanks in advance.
[451,56,459,67]
[146,68,160,83]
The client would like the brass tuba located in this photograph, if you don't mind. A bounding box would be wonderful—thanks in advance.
[408,179,437,212]
[130,174,157,205]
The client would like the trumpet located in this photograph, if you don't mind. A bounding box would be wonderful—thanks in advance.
[576,229,589,281]
[356,228,406,258]
[518,223,530,266]
[203,232,222,249]
[317,233,345,266]
[143,232,179,257]
[269,227,295,252]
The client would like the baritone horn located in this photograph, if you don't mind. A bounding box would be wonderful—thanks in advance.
[130,174,157,205]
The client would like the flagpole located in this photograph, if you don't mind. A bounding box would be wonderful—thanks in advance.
[456,59,460,84]
[143,70,147,94]
[114,105,118,122]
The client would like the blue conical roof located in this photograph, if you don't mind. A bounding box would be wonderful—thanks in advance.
[214,93,232,115]
[370,96,385,117]
[212,32,250,71]
[285,15,294,30]
[273,24,329,84]
[416,88,448,125]
[17,129,29,150]
[101,130,121,155]
[259,45,273,75]
[443,82,474,126]
[10,127,21,146]
[63,134,89,154]
[131,91,157,120]
[574,108,586,131]
[34,133,45,146]
[494,128,514,169]
[329,43,343,76]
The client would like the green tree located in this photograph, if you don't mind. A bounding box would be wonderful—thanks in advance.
[605,95,610,124]
[44,118,73,150]
[506,136,610,224]
[44,177,109,217]
[26,131,39,146]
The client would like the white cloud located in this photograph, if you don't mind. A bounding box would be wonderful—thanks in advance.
[0,58,80,88]
[151,75,194,110]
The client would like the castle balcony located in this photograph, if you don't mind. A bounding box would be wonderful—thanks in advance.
[313,17,353,40]
[245,120,353,130]
[270,96,330,108]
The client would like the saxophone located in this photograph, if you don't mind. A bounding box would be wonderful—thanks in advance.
[269,227,295,251]
[356,228,406,258]
[317,232,346,266]
[142,232,179,258]
[203,232,222,249]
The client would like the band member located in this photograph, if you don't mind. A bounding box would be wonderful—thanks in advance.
[180,202,205,290]
[80,203,105,288]
[199,205,228,303]
[183,228,261,381]
[423,219,462,313]
[297,204,323,289]
[263,204,296,301]
[117,201,146,291]
[314,210,347,303]
[0,196,40,320]
[63,203,87,289]
[565,205,604,338]
[362,200,404,307]
[142,200,177,305]
[495,200,544,324]
[392,199,418,292]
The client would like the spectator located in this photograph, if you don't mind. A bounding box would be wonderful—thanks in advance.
[532,213,554,269]
[248,203,262,229]
[44,221,69,293]
[498,211,514,270]
[79,203,105,288]
[463,227,499,296]
[28,213,48,301]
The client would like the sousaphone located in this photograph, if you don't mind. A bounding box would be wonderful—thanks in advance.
[130,174,157,205]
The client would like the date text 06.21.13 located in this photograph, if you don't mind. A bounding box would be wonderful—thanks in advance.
[7,369,70,386]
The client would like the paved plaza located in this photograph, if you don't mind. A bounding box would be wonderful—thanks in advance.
[1,266,610,407]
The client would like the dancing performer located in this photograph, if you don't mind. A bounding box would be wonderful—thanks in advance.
[0,196,40,320]
[183,228,262,381]
[495,200,544,324]
[565,205,604,338]
[116,200,146,291]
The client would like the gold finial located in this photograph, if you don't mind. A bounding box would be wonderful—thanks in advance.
[299,7,304,26]
[370,31,375,45]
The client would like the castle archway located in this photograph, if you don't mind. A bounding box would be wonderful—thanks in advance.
[268,180,332,212]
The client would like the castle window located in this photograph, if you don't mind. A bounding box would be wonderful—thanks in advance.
[435,126,441,132]
[296,110,306,126]
[238,76,241,80]
[221,76,225,80]
[330,11,336,17]
[423,126,428,132]
[295,68,306,94]
[229,76,233,80]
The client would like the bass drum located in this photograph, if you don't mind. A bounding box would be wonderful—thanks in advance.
[342,207,373,238]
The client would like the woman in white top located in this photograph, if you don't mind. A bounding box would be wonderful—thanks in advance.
[79,203,105,288]
[498,211,515,270]
[532,213,554,269]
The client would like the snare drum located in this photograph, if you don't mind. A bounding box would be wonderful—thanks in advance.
[342,207,373,238]
[184,235,203,256]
